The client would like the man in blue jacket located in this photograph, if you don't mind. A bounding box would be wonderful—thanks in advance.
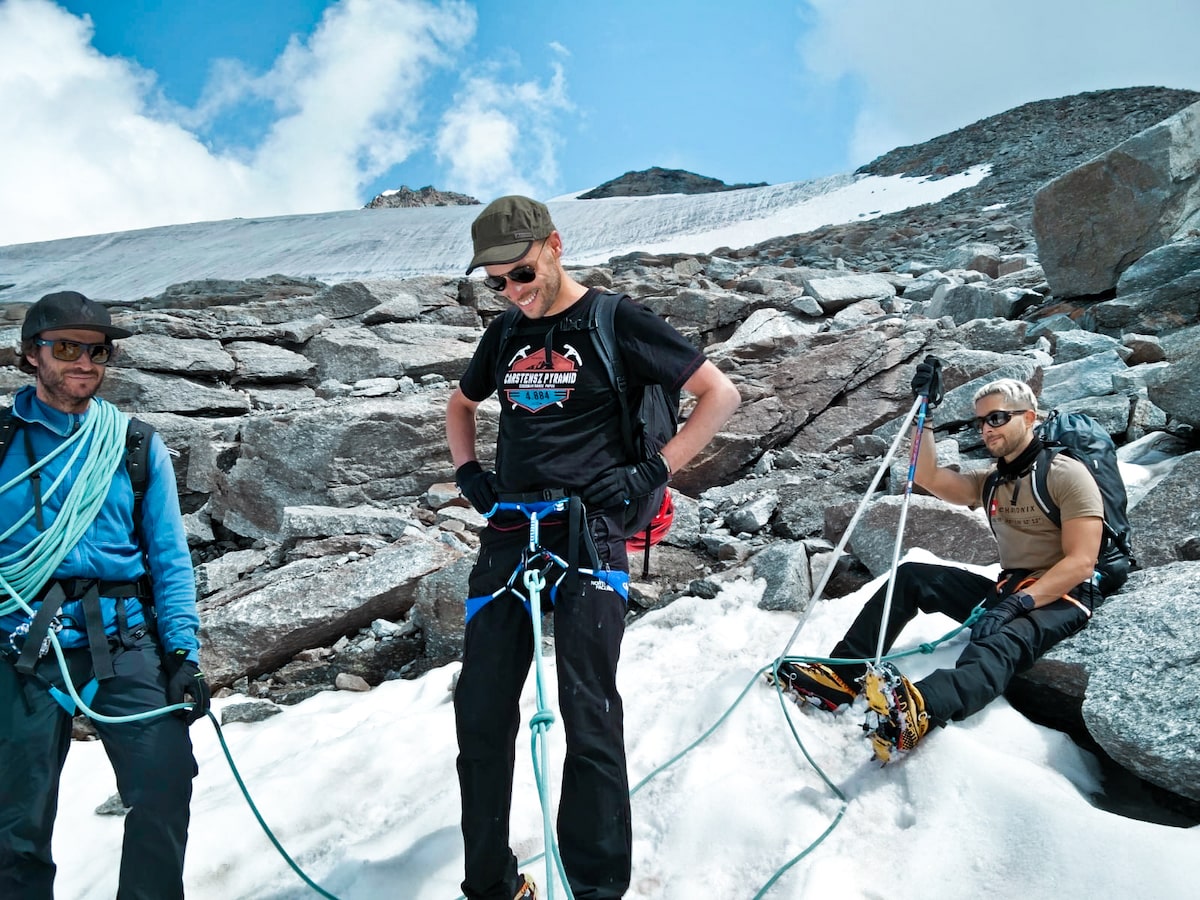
[0,291,208,899]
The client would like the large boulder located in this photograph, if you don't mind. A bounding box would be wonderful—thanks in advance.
[198,532,462,687]
[1033,100,1200,298]
[209,392,498,540]
[1019,562,1200,803]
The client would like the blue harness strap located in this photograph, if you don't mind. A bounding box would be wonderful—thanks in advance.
[465,500,629,623]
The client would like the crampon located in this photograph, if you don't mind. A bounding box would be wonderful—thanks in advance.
[862,662,930,763]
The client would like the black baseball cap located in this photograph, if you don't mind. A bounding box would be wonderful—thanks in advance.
[466,195,555,274]
[21,291,133,341]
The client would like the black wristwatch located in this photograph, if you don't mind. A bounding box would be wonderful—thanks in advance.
[1013,591,1036,612]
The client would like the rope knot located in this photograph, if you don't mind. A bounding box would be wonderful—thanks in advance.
[523,568,546,593]
[529,709,556,732]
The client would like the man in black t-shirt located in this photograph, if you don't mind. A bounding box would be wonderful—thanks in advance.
[446,196,739,900]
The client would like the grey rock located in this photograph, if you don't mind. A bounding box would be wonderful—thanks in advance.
[113,334,234,377]
[220,700,284,724]
[410,555,474,663]
[1038,350,1129,410]
[100,369,251,416]
[1128,451,1200,568]
[802,273,896,312]
[725,491,780,535]
[749,540,813,613]
[942,242,1002,277]
[280,504,419,539]
[837,495,998,578]
[227,341,315,383]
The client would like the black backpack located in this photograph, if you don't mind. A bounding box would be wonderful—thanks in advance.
[497,291,681,542]
[0,406,156,523]
[982,409,1135,595]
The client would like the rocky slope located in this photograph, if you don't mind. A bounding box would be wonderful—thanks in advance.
[751,86,1200,273]
[578,166,767,199]
[365,185,479,208]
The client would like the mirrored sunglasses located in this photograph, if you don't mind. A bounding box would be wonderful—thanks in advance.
[34,338,113,365]
[975,409,1028,430]
[483,264,538,293]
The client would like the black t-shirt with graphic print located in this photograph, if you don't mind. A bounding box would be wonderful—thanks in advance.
[459,289,704,495]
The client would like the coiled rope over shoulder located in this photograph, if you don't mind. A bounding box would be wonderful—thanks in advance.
[0,398,126,615]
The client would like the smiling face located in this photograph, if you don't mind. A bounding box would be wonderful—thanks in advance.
[25,327,110,414]
[975,394,1036,462]
[483,234,569,319]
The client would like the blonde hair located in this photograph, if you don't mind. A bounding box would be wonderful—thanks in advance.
[972,378,1038,413]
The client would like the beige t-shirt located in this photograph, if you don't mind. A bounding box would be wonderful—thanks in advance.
[967,453,1104,577]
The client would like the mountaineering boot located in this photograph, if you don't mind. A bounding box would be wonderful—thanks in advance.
[513,873,538,900]
[862,663,930,763]
[770,661,859,711]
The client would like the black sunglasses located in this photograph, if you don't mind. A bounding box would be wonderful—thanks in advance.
[483,265,538,293]
[34,338,114,365]
[975,409,1029,430]
[482,240,548,292]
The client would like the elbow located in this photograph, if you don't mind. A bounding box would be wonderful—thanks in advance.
[718,379,741,420]
[720,381,739,422]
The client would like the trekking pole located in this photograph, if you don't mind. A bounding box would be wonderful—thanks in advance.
[777,394,926,660]
[872,396,929,666]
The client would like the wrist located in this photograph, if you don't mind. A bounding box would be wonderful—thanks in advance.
[657,451,672,478]
[455,460,482,481]
[1012,591,1036,612]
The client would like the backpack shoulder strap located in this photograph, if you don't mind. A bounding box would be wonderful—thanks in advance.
[981,469,1001,534]
[588,292,637,460]
[0,406,16,469]
[125,417,155,520]
[497,305,523,346]
[1030,445,1064,529]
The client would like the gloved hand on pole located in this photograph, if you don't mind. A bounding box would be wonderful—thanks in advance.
[911,356,945,407]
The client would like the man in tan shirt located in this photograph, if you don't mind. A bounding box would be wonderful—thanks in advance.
[778,371,1104,761]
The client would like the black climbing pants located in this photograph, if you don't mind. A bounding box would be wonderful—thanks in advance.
[829,561,1098,725]
[0,632,196,900]
[456,513,631,900]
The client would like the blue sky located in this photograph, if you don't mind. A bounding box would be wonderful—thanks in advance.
[3,0,1199,245]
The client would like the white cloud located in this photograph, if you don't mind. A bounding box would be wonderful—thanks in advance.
[0,0,477,245]
[799,0,1200,167]
[435,59,572,202]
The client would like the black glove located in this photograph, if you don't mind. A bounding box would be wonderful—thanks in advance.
[163,649,210,724]
[455,461,498,515]
[970,591,1035,640]
[910,356,944,408]
[582,455,670,509]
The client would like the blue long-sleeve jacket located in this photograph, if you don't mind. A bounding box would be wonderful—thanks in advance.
[1,387,200,660]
